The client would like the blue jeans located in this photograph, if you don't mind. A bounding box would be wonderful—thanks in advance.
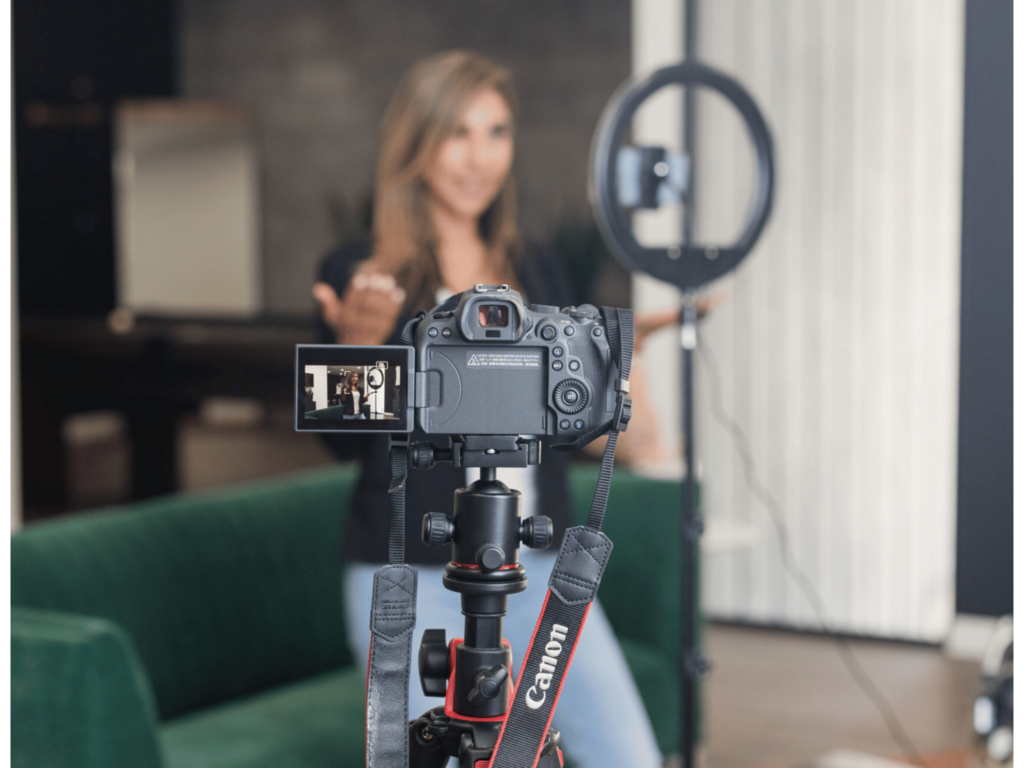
[344,547,662,768]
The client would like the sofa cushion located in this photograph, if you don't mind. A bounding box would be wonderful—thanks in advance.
[12,465,358,721]
[618,637,682,756]
[160,667,366,768]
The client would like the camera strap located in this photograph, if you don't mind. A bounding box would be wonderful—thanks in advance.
[364,310,427,768]
[365,439,417,768]
[489,306,633,768]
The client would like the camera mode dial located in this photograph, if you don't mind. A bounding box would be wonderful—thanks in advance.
[553,380,589,415]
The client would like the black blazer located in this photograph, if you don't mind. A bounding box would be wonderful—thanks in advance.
[317,239,579,565]
[340,387,365,416]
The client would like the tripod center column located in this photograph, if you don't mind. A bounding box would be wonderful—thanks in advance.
[439,471,528,719]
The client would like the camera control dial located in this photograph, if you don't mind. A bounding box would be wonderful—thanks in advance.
[553,380,589,414]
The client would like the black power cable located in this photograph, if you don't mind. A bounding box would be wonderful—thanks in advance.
[697,336,928,767]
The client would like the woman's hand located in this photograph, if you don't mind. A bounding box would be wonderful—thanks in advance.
[633,308,682,353]
[633,292,728,352]
[313,272,406,346]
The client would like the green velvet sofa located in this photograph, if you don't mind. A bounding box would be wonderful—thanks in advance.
[11,463,688,768]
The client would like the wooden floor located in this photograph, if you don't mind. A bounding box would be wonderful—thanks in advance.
[702,623,980,768]
[35,409,985,768]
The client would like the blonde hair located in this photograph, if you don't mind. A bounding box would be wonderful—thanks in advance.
[370,50,522,305]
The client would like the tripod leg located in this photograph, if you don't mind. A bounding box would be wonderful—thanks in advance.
[464,728,561,768]
[537,728,563,767]
[409,711,452,768]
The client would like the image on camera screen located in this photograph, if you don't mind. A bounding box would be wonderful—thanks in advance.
[295,345,413,433]
[302,362,401,422]
[478,304,509,328]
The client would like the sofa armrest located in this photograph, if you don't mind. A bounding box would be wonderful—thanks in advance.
[12,606,165,768]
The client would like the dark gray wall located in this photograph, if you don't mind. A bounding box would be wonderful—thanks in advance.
[179,0,630,314]
[955,0,1013,617]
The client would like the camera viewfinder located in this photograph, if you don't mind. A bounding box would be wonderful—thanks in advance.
[478,304,509,328]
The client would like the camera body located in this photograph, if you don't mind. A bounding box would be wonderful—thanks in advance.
[413,284,617,438]
[295,284,620,439]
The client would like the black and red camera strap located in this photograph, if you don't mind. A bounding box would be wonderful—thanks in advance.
[365,306,632,768]
[365,441,417,768]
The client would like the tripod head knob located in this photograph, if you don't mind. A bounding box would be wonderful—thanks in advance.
[422,512,455,547]
[520,516,554,550]
[419,629,450,697]
[477,545,505,572]
[468,664,510,704]
[410,441,454,470]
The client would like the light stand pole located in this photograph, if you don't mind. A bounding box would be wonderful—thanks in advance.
[679,291,704,768]
[679,4,702,764]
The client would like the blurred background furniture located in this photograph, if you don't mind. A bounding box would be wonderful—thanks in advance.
[11,464,688,768]
[19,316,313,517]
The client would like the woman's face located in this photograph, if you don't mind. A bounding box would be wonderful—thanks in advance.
[424,87,514,223]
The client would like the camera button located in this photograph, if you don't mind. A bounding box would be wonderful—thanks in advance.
[553,380,589,414]
[563,325,576,337]
[552,360,564,371]
[593,328,603,337]
[552,347,564,358]
[568,360,580,372]
[574,420,585,430]
[540,325,557,341]
[559,419,571,430]
[441,328,452,338]
[428,327,439,337]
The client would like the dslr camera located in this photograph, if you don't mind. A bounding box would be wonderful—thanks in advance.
[295,284,623,443]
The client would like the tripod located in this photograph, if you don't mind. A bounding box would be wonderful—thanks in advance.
[406,437,562,768]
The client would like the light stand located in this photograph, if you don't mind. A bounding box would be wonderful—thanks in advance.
[590,59,775,768]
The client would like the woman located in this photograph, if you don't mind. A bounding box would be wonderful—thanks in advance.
[340,371,365,419]
[314,50,663,768]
